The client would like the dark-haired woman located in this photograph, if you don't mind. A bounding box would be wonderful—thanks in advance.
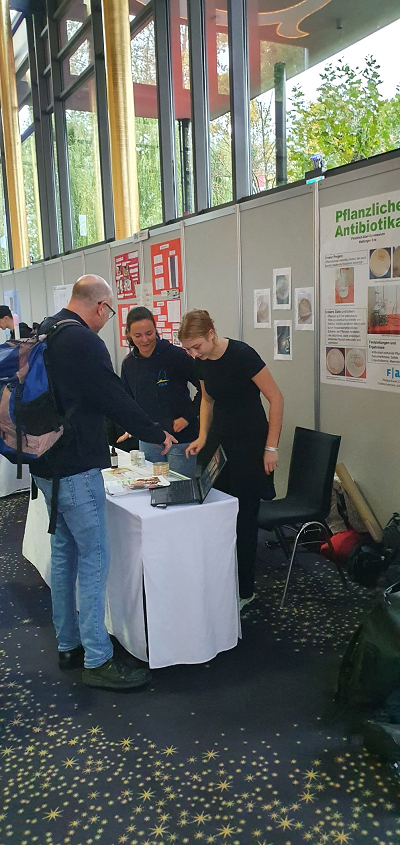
[118,307,200,477]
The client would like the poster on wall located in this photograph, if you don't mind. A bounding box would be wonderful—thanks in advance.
[115,251,140,300]
[295,287,314,331]
[254,289,271,328]
[274,320,292,360]
[53,284,73,312]
[320,190,400,392]
[150,238,183,296]
[153,299,181,345]
[273,267,291,310]
[118,304,130,348]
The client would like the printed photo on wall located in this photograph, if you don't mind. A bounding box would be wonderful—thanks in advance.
[295,287,314,331]
[254,289,271,329]
[274,320,292,360]
[273,267,291,309]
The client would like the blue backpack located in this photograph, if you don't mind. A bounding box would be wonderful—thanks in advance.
[0,319,81,479]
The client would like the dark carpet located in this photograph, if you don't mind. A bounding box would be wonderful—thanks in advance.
[1,492,399,845]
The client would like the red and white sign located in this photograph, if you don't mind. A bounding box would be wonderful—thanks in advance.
[118,304,130,348]
[115,250,140,300]
[150,238,183,296]
[153,298,182,345]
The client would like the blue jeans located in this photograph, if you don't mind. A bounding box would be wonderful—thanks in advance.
[139,440,196,478]
[33,469,113,669]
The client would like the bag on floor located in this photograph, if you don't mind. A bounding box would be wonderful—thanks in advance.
[335,581,400,720]
[0,319,81,477]
[346,513,400,589]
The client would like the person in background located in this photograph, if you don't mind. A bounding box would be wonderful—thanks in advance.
[118,306,200,478]
[178,309,284,611]
[31,276,177,691]
[0,305,32,338]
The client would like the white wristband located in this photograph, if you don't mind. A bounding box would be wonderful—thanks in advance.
[264,446,278,452]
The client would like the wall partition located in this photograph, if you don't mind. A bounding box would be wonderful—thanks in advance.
[1,149,400,523]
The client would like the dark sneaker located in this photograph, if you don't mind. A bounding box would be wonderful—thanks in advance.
[82,658,151,690]
[59,645,85,670]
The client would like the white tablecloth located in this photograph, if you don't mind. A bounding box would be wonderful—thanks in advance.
[0,455,30,497]
[22,481,240,668]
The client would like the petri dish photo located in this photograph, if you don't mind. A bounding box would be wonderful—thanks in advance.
[326,348,345,375]
[393,246,400,278]
[346,348,366,378]
[369,248,391,278]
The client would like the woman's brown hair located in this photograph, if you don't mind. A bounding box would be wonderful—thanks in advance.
[178,309,215,342]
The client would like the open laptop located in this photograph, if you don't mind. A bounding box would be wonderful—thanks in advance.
[150,446,227,507]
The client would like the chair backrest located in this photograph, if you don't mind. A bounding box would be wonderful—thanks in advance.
[286,427,341,519]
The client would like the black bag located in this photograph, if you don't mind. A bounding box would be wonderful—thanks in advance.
[346,513,400,589]
[335,581,400,720]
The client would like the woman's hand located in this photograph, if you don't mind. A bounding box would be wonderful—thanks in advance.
[264,449,278,475]
[161,431,178,455]
[117,431,131,443]
[173,417,189,433]
[185,436,206,458]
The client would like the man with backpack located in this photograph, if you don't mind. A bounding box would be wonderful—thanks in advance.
[30,275,176,690]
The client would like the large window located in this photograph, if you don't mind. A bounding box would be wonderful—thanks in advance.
[21,133,43,261]
[206,0,232,207]
[59,0,91,48]
[131,19,163,228]
[65,76,104,249]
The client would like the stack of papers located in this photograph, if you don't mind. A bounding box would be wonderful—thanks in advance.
[103,467,170,497]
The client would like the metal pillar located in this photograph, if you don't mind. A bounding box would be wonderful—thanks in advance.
[154,0,178,223]
[274,61,287,187]
[102,0,140,238]
[228,0,251,202]
[187,0,211,213]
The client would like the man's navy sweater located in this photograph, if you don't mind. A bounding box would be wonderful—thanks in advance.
[31,309,165,479]
[121,339,200,444]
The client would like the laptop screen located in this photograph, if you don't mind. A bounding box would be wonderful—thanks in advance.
[198,446,227,502]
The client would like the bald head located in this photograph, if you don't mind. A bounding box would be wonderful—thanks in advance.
[71,275,112,305]
[67,274,114,333]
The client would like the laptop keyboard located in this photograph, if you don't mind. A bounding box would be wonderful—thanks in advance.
[168,480,197,501]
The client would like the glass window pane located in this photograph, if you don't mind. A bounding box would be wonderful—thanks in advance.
[131,20,163,228]
[59,0,91,49]
[21,134,44,261]
[0,161,9,270]
[62,32,93,89]
[170,0,193,216]
[247,0,305,193]
[65,76,104,248]
[51,113,63,253]
[248,1,400,190]
[206,0,232,206]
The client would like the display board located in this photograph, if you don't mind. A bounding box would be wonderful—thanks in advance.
[184,210,239,339]
[321,188,400,393]
[84,245,117,368]
[240,187,315,496]
[28,264,47,324]
[319,157,400,523]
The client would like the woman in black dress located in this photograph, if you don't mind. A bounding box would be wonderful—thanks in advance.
[178,309,284,610]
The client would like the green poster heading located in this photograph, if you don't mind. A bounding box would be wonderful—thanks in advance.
[335,198,400,237]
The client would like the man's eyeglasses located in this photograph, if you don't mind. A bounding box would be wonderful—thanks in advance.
[98,301,116,320]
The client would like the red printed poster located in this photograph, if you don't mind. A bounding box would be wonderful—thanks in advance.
[152,298,182,345]
[115,250,140,300]
[150,238,182,296]
[118,304,130,348]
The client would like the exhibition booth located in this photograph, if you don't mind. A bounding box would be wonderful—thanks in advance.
[1,150,399,666]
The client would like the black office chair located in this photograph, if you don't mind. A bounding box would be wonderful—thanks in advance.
[258,426,346,608]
